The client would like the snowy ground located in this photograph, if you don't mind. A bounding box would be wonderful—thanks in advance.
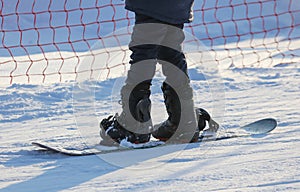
[0,64,299,191]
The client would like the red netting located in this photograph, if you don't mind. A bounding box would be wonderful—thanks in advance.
[0,0,299,84]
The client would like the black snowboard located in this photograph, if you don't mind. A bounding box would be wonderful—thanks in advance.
[32,118,277,156]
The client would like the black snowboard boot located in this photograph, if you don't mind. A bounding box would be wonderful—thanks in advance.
[152,82,199,143]
[100,82,152,145]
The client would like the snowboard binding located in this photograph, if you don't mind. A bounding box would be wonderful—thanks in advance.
[196,108,219,136]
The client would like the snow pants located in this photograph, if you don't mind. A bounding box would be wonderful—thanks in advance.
[125,13,190,88]
[120,13,197,142]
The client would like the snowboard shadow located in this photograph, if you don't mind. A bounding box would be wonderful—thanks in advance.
[1,143,202,191]
[1,150,119,192]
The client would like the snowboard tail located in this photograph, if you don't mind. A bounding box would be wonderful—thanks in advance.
[32,118,277,156]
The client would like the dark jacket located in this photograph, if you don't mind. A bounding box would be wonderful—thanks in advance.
[125,0,194,24]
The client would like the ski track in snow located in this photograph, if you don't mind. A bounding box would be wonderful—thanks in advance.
[0,67,299,191]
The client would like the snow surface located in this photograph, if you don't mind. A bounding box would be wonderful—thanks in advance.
[0,65,299,192]
[0,1,300,191]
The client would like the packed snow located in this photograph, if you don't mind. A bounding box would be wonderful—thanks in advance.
[0,64,299,191]
[1,0,300,191]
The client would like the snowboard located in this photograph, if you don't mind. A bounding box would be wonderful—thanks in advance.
[32,118,277,156]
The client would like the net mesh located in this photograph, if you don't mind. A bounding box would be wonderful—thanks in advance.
[0,0,299,84]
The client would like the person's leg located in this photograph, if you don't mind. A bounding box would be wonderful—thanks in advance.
[152,24,199,142]
[100,14,169,144]
[119,13,169,138]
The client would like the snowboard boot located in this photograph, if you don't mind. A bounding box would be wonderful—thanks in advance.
[100,82,152,145]
[152,82,199,143]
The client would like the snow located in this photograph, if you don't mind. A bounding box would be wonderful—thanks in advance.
[1,1,300,191]
[0,65,299,191]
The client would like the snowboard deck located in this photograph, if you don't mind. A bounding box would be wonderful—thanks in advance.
[32,118,277,156]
